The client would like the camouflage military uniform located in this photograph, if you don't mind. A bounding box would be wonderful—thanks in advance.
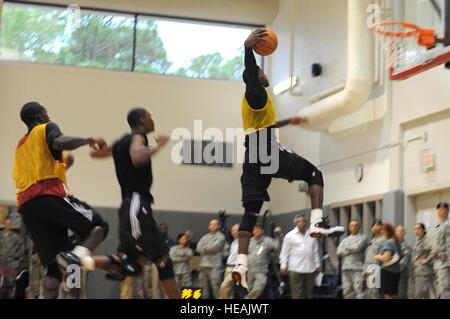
[0,230,24,298]
[28,244,45,299]
[196,232,225,299]
[0,230,24,270]
[397,241,412,299]
[409,234,433,299]
[246,235,281,299]
[136,261,153,299]
[427,220,449,299]
[169,245,194,289]
[337,234,368,299]
[363,235,385,299]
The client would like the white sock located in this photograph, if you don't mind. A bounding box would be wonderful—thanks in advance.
[311,209,323,224]
[237,254,248,267]
[80,255,95,271]
[72,245,92,260]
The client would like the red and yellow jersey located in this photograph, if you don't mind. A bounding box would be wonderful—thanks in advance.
[12,123,69,209]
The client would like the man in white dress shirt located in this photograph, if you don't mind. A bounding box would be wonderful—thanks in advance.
[279,215,321,299]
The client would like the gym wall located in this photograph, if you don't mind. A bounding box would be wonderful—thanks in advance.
[0,61,249,213]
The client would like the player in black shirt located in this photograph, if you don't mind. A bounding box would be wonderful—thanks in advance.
[90,107,180,299]
[233,29,345,295]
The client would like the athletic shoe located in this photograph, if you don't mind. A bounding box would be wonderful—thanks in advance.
[121,260,142,276]
[232,264,249,296]
[104,272,126,281]
[119,254,143,276]
[103,255,126,281]
[310,216,345,238]
[105,254,142,278]
[56,251,81,272]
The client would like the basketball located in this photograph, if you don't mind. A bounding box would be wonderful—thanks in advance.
[253,29,278,56]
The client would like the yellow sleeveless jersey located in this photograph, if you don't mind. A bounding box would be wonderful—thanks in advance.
[13,123,67,195]
[241,88,276,134]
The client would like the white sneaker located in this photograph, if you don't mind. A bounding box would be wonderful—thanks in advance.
[232,264,249,296]
[310,217,345,238]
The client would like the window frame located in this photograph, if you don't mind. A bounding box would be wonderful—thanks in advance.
[1,0,265,78]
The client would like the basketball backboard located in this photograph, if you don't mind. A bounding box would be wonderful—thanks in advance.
[405,0,447,39]
[374,0,450,80]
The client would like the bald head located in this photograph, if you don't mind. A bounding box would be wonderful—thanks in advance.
[295,215,307,233]
[20,102,49,128]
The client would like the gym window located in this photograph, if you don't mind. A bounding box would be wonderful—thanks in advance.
[0,1,262,81]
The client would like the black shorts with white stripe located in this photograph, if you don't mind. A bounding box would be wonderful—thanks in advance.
[21,195,108,268]
[241,139,324,208]
[117,192,169,264]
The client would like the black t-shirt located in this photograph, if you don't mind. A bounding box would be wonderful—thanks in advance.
[112,133,153,202]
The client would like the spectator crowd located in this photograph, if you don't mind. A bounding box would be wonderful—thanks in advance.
[1,202,448,299]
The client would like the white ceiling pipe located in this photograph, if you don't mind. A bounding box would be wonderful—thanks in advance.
[289,0,297,93]
[307,83,346,104]
[298,0,374,131]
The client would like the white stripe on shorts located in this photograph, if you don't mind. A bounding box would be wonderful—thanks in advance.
[280,146,294,154]
[63,197,93,222]
[130,192,142,239]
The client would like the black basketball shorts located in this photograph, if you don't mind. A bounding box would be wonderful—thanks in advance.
[117,192,169,264]
[20,195,107,267]
[241,138,324,208]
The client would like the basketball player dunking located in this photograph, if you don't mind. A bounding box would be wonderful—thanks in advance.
[232,29,345,295]
[90,108,180,299]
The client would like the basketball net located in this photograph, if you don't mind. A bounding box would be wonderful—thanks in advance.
[371,21,436,76]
